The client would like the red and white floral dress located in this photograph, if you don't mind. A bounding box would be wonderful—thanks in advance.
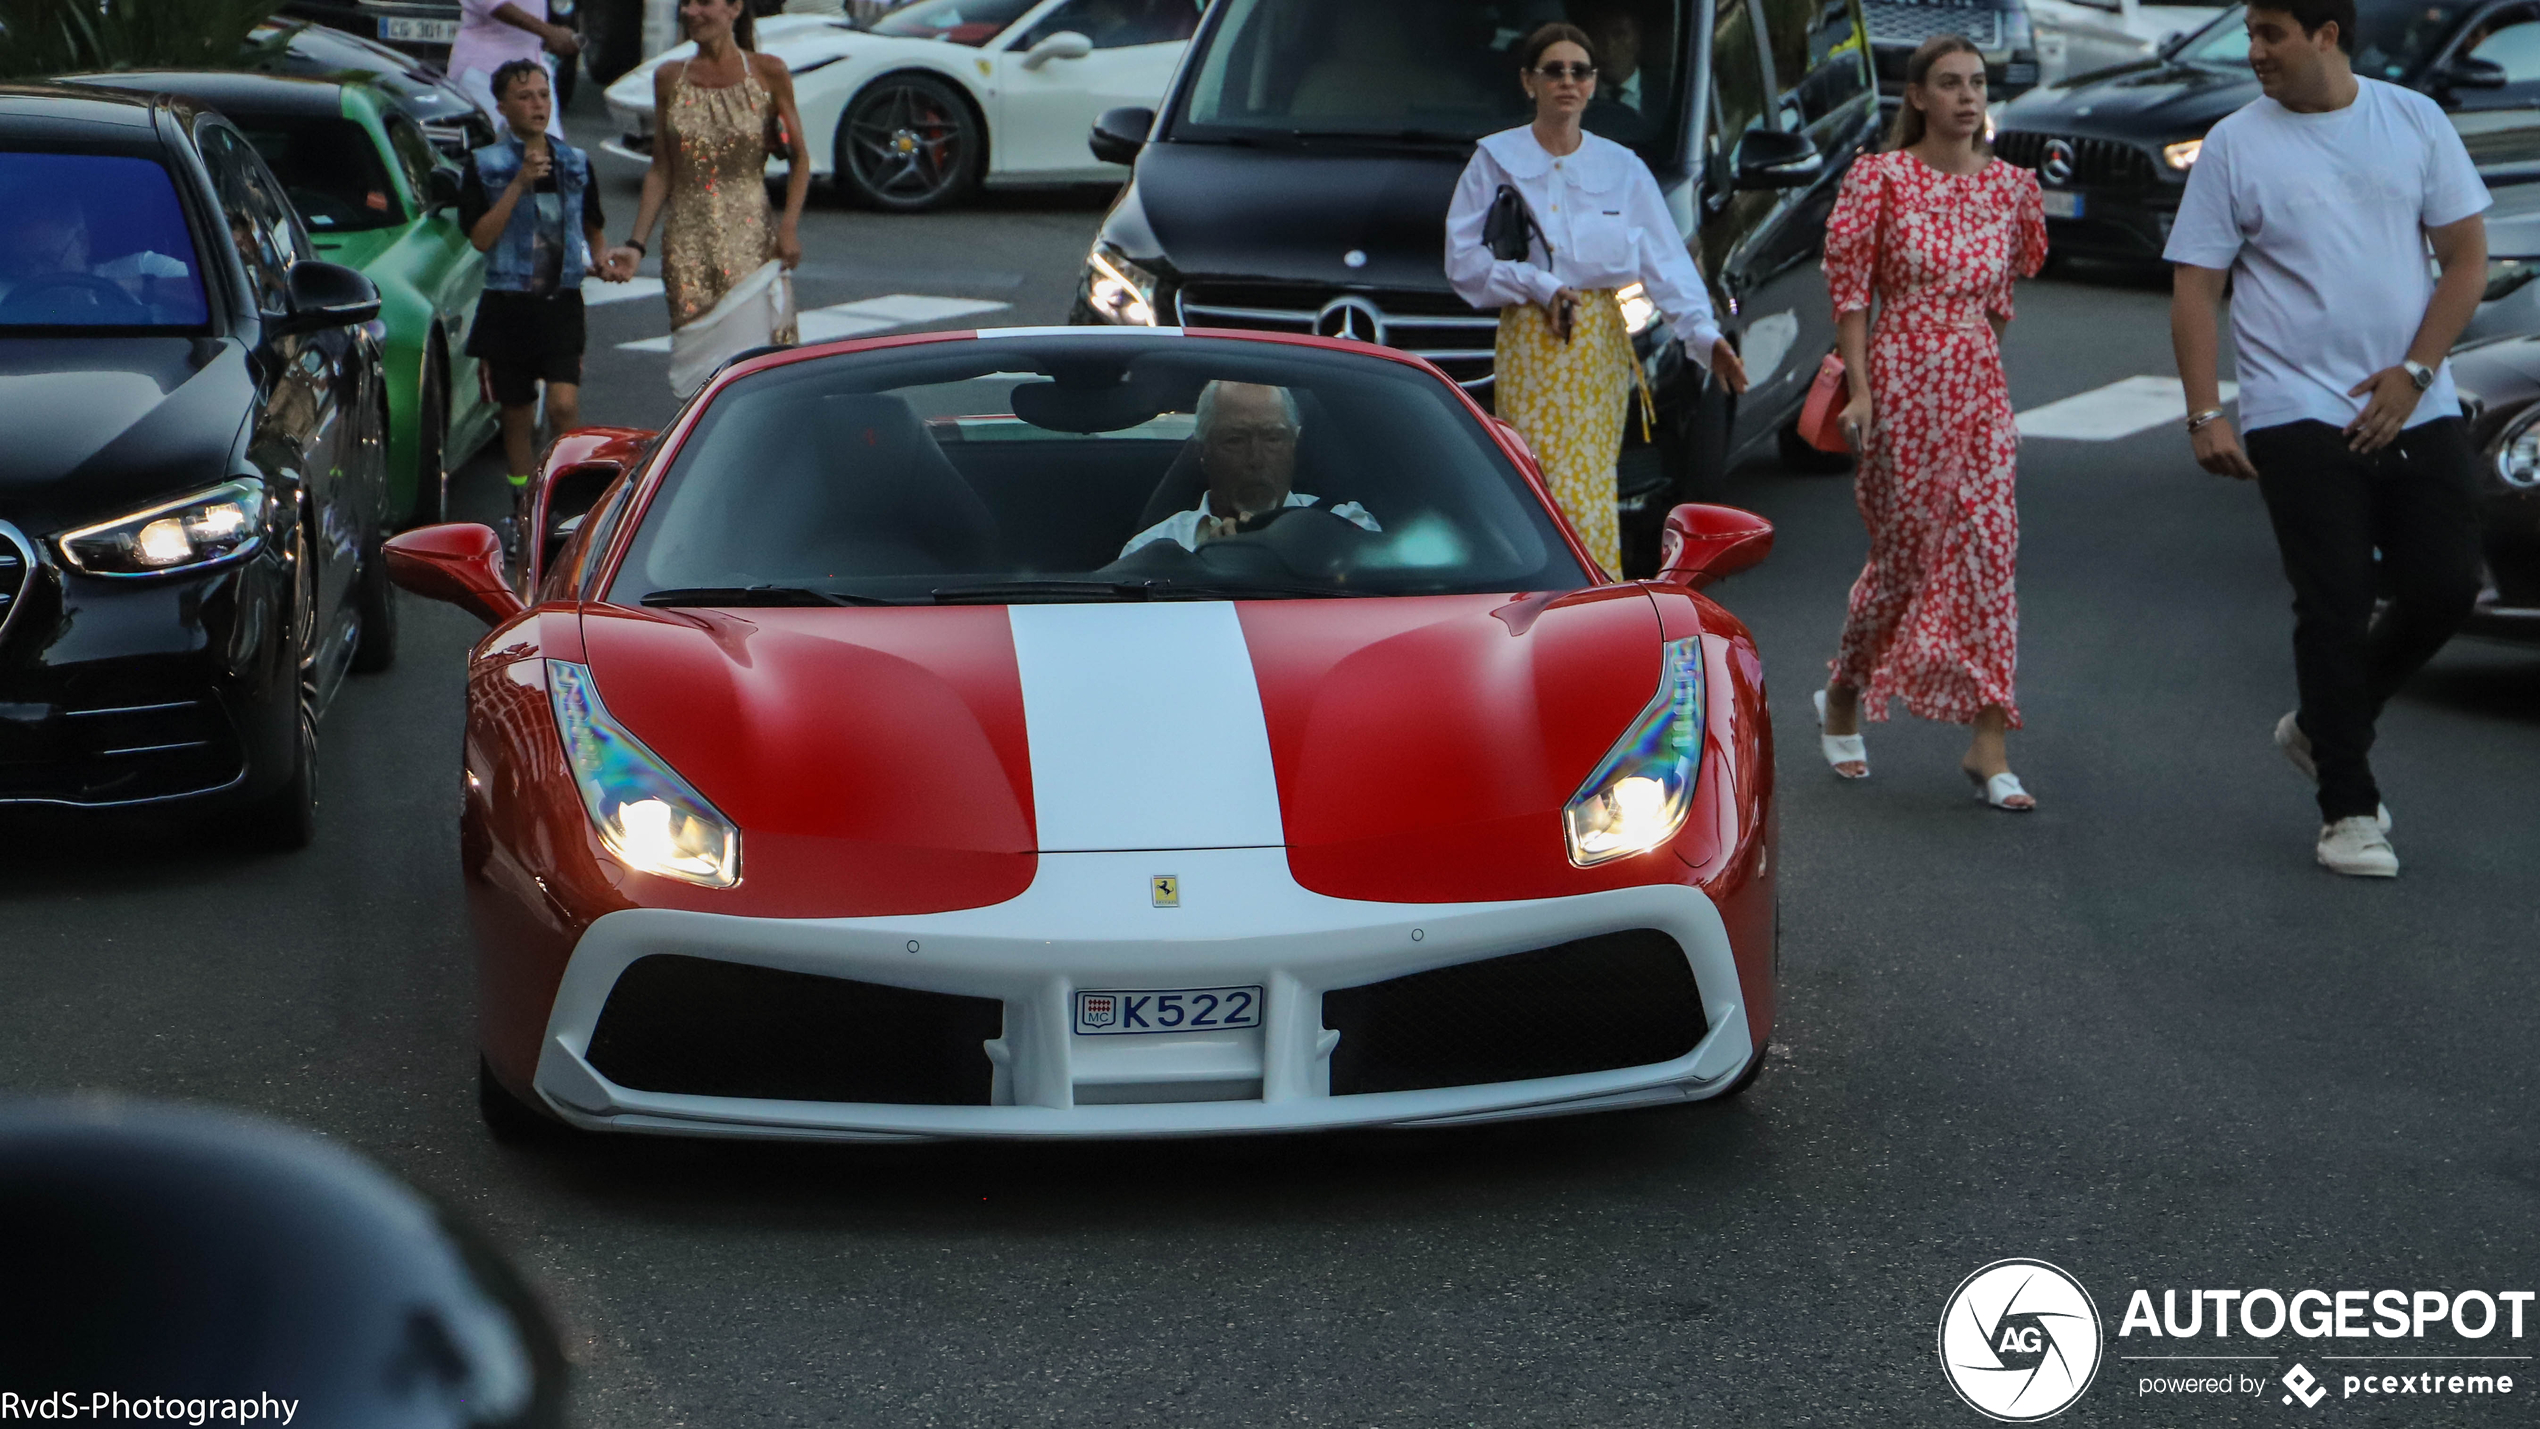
[1822,151,2046,727]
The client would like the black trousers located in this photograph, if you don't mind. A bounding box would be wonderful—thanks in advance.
[2243,417,2480,821]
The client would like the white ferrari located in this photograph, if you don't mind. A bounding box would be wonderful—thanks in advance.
[602,0,1196,210]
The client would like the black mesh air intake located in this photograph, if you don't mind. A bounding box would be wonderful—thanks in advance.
[1322,929,1707,1096]
[586,955,1003,1105]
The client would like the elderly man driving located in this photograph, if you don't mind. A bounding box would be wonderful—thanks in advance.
[1120,380,1380,555]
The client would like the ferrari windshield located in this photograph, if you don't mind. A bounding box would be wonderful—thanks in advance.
[0,153,209,330]
[869,0,1038,44]
[610,335,1591,605]
[1174,0,1688,157]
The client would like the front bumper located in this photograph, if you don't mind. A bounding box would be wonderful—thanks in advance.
[529,847,1756,1140]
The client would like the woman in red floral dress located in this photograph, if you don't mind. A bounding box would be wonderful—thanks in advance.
[1814,35,2047,810]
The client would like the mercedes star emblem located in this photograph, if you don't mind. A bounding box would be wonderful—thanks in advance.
[2040,138,2077,186]
[1314,295,1387,345]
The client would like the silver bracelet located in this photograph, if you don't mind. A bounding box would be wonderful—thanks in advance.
[2185,407,2226,433]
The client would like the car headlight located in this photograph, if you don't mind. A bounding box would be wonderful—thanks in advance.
[56,478,267,577]
[2496,406,2540,488]
[2485,257,2537,303]
[547,660,741,887]
[1563,637,1705,866]
[1616,281,1657,336]
[2162,139,2203,170]
[1085,242,1160,326]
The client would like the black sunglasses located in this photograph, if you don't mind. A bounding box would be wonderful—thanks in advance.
[1530,61,1598,82]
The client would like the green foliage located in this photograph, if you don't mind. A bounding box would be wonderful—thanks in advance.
[0,0,287,80]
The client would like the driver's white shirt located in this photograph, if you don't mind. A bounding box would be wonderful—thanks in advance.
[1120,492,1380,556]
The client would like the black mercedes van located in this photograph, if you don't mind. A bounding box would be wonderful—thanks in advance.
[1068,0,1884,572]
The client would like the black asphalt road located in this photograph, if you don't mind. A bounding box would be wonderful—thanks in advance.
[3,105,2536,1425]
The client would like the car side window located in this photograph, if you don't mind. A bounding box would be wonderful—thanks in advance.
[385,116,443,215]
[1763,0,1870,136]
[1706,0,1775,174]
[197,124,299,313]
[571,474,639,600]
[1015,0,1197,51]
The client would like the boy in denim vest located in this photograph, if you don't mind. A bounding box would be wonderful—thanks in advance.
[460,59,617,493]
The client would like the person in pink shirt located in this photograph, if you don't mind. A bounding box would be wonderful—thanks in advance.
[449,0,580,137]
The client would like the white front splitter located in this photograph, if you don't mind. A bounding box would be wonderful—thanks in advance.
[534,846,1755,1140]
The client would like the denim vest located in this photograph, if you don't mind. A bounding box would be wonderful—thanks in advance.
[471,137,589,293]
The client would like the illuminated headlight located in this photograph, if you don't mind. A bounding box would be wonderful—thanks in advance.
[57,478,266,576]
[2496,407,2540,489]
[1563,637,1704,866]
[548,660,740,887]
[1616,281,1658,336]
[2162,139,2203,170]
[1085,242,1160,326]
[2485,257,2538,303]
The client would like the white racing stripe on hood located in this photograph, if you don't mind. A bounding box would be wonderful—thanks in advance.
[1007,602,1285,851]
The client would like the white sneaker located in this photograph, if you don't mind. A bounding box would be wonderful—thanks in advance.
[2316,816,2399,877]
[2275,712,2392,833]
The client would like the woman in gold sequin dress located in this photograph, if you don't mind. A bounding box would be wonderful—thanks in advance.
[609,0,809,381]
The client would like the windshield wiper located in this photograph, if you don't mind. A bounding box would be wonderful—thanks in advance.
[1140,579,1375,600]
[638,585,898,607]
[930,580,1159,604]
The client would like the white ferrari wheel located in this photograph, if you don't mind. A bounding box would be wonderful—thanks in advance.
[836,74,981,212]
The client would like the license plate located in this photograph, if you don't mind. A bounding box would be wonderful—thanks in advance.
[2042,189,2083,220]
[381,16,460,43]
[1074,985,1262,1035]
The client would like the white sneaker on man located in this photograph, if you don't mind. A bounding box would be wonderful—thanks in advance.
[2275,712,2391,832]
[2316,816,2399,877]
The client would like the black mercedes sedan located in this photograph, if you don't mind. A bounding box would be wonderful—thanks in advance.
[2442,333,2540,644]
[1996,0,2540,261]
[0,85,392,845]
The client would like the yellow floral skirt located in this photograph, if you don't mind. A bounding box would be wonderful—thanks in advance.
[1495,291,1638,575]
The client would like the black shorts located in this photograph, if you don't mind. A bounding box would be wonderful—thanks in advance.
[484,350,584,406]
[466,288,586,405]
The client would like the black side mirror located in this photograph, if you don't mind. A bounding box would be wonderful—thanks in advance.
[273,259,381,334]
[1089,105,1154,166]
[427,165,462,211]
[2438,56,2510,92]
[1735,128,1823,189]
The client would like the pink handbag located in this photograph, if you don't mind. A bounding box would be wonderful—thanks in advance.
[1796,353,1851,454]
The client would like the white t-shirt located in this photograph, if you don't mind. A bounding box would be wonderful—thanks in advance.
[2163,78,2488,434]
[1120,492,1380,557]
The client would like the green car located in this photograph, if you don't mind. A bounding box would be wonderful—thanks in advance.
[81,70,500,525]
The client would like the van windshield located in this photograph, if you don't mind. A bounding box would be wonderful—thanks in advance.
[1173,0,1686,161]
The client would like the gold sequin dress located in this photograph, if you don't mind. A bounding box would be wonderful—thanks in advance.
[661,60,796,341]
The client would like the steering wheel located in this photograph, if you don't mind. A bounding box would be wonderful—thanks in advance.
[0,272,150,321]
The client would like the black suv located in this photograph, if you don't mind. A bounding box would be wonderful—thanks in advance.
[1070,0,1882,572]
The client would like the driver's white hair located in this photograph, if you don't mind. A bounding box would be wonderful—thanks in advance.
[1195,380,1300,435]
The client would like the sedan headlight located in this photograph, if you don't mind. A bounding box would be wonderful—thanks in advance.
[2162,139,2203,170]
[57,478,267,576]
[1616,281,1658,336]
[548,660,741,887]
[2485,257,2538,303]
[1085,242,1160,326]
[1563,637,1705,866]
[2496,406,2540,488]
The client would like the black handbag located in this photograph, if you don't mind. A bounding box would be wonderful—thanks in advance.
[1482,182,1550,263]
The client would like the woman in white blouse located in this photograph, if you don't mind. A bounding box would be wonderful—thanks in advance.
[1446,22,1747,575]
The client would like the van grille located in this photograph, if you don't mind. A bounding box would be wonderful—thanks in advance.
[1175,283,1501,388]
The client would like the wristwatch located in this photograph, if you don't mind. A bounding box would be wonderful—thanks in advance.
[2403,359,2436,392]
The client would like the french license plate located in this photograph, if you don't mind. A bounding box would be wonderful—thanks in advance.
[2042,189,2083,220]
[381,16,460,43]
[1074,985,1262,1035]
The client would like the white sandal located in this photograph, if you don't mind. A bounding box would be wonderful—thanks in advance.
[1967,769,2035,811]
[1813,688,1868,779]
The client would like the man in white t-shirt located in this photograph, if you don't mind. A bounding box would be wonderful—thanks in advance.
[2165,0,2488,878]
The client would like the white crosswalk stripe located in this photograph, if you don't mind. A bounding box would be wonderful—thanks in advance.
[580,276,664,307]
[610,292,1012,353]
[2017,375,2240,441]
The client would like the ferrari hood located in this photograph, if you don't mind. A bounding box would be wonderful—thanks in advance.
[577,592,1673,895]
[603,16,925,112]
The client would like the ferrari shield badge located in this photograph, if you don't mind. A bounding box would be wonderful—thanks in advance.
[1151,875,1179,908]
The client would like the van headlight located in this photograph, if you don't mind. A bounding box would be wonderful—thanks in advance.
[548,660,741,888]
[1616,282,1657,335]
[57,478,267,576]
[2496,406,2540,488]
[1085,241,1160,325]
[2162,139,2204,170]
[1563,637,1705,866]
